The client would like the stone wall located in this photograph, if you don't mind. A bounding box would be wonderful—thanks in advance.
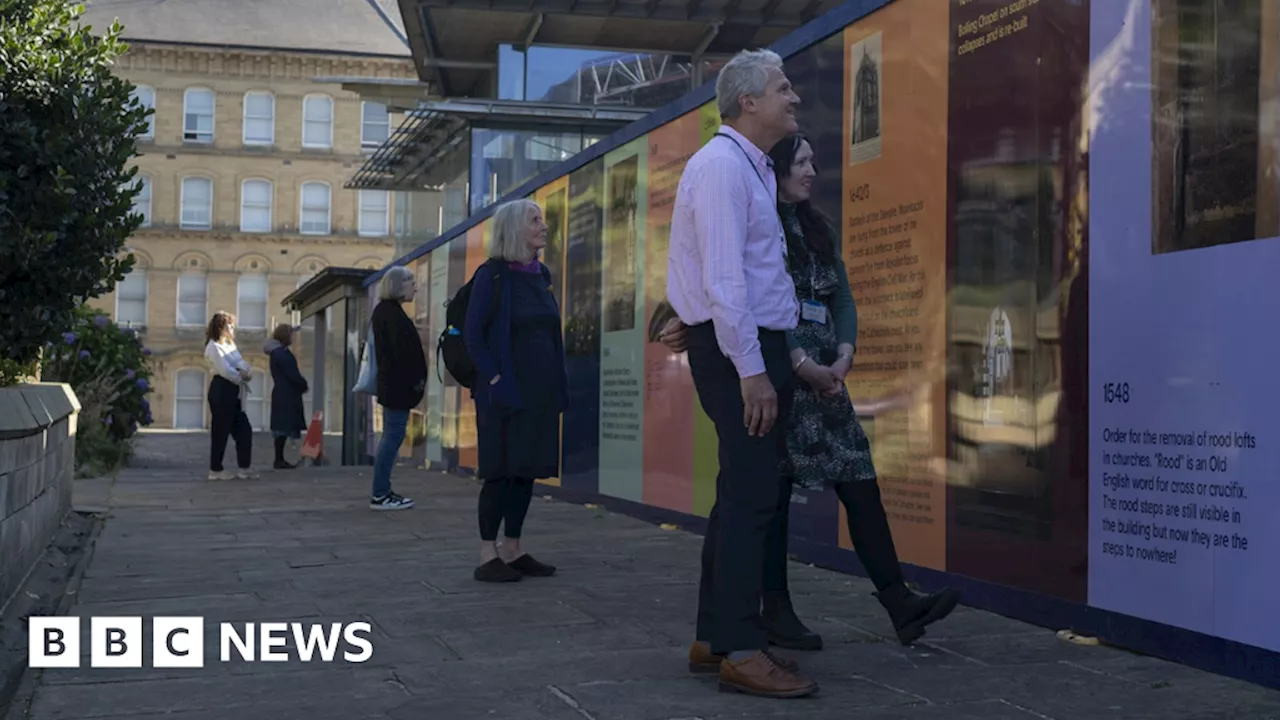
[0,384,79,613]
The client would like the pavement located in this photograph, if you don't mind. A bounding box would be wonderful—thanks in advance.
[7,431,1280,720]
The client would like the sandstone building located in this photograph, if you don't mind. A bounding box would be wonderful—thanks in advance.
[82,0,423,430]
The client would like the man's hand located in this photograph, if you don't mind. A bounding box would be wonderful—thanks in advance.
[797,361,840,395]
[658,317,688,353]
[740,373,777,437]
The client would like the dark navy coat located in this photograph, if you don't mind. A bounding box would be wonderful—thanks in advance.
[265,339,308,436]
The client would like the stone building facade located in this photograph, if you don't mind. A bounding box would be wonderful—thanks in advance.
[83,1,419,430]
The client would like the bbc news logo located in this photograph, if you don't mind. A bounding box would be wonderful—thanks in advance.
[28,617,374,668]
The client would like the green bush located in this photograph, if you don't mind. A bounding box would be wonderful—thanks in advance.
[0,0,151,384]
[41,308,155,476]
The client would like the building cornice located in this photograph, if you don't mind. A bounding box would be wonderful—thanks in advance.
[129,226,399,249]
[117,42,416,83]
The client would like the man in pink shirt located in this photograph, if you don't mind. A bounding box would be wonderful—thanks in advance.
[665,48,816,698]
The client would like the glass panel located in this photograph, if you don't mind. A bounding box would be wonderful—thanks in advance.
[131,86,155,137]
[245,374,267,431]
[238,274,268,329]
[241,180,272,232]
[132,176,150,226]
[362,102,389,146]
[359,189,389,236]
[497,44,526,101]
[181,178,212,229]
[470,127,606,209]
[300,183,330,234]
[244,92,274,143]
[303,96,332,147]
[184,90,214,141]
[177,274,207,326]
[174,370,205,429]
[116,269,147,326]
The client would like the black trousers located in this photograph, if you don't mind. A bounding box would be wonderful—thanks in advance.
[688,322,794,654]
[478,477,535,541]
[209,376,252,472]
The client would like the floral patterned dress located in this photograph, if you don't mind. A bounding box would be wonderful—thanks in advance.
[778,206,879,491]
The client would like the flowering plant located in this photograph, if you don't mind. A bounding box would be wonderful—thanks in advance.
[41,308,155,473]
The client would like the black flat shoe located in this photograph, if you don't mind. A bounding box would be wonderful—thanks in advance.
[507,554,556,577]
[474,558,521,583]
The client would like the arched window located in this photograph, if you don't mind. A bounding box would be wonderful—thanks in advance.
[236,273,269,330]
[299,182,331,235]
[132,175,152,227]
[240,179,273,232]
[131,85,155,139]
[243,91,275,145]
[302,94,333,149]
[183,87,215,143]
[358,190,390,236]
[180,176,213,229]
[115,268,148,327]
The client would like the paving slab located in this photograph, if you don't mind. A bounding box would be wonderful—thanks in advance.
[6,431,1279,720]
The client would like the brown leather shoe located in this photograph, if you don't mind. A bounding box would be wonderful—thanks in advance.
[687,641,798,674]
[718,650,818,698]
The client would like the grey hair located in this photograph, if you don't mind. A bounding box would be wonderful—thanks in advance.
[716,48,784,120]
[489,198,541,263]
[377,265,415,301]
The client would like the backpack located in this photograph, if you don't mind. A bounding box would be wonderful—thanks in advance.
[437,260,504,389]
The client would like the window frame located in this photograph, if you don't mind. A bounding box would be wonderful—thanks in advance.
[235,273,270,330]
[357,189,390,237]
[182,87,216,143]
[239,178,273,233]
[175,272,209,328]
[131,84,156,140]
[301,93,334,149]
[179,176,214,230]
[132,175,152,227]
[299,181,332,235]
[242,90,276,146]
[173,369,208,430]
[361,101,390,148]
[114,268,148,328]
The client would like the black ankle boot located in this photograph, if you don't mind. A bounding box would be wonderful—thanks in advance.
[762,591,823,651]
[874,583,961,645]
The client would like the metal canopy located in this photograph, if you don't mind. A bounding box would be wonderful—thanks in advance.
[395,0,838,96]
[344,97,650,191]
[282,267,375,319]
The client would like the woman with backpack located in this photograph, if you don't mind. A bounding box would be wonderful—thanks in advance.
[463,198,569,583]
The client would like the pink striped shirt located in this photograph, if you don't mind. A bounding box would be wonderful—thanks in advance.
[666,124,799,378]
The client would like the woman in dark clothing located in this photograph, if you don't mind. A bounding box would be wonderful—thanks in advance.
[264,323,308,469]
[660,134,959,653]
[463,198,569,583]
[368,265,427,511]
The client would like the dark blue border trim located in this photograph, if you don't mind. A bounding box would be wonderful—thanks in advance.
[363,0,895,287]
[530,481,1280,692]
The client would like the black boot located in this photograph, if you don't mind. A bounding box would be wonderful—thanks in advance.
[875,582,960,645]
[836,480,961,645]
[762,591,823,651]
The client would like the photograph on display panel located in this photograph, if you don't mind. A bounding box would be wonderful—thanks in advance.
[1150,0,1280,255]
[849,31,883,166]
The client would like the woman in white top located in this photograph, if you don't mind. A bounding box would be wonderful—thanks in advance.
[204,311,258,480]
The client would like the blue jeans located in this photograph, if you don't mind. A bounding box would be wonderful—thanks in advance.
[372,408,409,498]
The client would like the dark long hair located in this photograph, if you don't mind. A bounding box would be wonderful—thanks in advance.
[768,133,837,264]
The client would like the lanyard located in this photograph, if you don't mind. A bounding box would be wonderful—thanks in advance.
[713,132,786,252]
[714,132,772,195]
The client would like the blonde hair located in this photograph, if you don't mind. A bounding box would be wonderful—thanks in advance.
[488,199,541,263]
[377,265,415,301]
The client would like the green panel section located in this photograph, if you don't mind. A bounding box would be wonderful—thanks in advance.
[598,137,648,503]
